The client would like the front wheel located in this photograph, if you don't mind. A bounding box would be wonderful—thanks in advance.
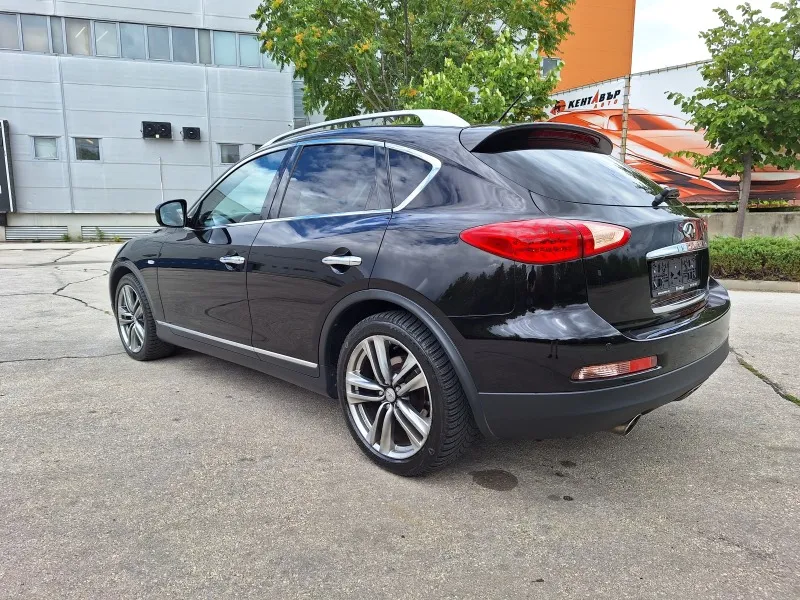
[114,274,174,361]
[337,311,478,476]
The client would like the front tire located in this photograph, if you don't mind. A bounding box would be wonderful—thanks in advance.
[114,274,174,361]
[337,310,478,476]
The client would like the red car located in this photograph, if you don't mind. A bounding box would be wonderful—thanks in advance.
[549,108,800,203]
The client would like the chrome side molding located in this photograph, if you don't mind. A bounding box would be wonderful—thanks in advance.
[156,321,317,369]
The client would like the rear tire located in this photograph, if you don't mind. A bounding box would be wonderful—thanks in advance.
[114,274,175,361]
[337,310,478,476]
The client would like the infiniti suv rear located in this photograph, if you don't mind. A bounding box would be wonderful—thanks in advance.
[110,112,730,475]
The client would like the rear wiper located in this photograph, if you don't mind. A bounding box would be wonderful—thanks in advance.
[652,187,680,207]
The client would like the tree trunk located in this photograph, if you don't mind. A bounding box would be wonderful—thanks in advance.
[734,152,753,238]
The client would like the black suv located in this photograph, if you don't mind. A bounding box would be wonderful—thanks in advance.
[109,110,730,476]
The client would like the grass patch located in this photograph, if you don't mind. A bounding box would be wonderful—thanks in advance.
[710,236,800,281]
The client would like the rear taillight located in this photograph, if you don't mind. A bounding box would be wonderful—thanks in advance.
[459,219,630,264]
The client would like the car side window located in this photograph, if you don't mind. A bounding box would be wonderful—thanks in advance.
[194,150,286,228]
[278,144,376,218]
[388,149,433,207]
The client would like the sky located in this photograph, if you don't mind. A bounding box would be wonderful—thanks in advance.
[631,0,783,73]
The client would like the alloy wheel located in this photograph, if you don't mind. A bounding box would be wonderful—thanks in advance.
[117,284,145,353]
[346,334,433,459]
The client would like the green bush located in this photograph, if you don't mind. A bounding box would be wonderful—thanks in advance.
[710,236,800,281]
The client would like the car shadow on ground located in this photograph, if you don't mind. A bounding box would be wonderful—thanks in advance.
[161,346,701,495]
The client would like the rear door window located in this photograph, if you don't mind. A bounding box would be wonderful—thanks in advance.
[279,144,376,218]
[388,149,433,206]
[476,149,664,206]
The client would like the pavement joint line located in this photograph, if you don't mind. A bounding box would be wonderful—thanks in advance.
[731,347,800,406]
[0,352,126,365]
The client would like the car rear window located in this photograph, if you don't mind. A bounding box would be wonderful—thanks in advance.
[388,149,432,206]
[475,149,665,206]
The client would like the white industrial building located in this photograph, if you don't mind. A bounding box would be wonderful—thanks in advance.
[0,0,312,241]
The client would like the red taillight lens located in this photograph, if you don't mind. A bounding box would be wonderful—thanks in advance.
[572,356,658,381]
[459,219,630,264]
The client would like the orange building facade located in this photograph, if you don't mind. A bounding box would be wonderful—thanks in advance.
[552,0,637,92]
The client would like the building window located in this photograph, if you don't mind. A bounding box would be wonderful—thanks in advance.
[542,57,561,77]
[75,138,100,161]
[50,17,64,54]
[0,13,20,50]
[21,14,49,53]
[198,29,212,64]
[220,144,241,164]
[147,26,170,60]
[65,18,91,55]
[213,31,236,66]
[94,21,118,57]
[33,137,59,160]
[239,34,260,67]
[120,23,145,59]
[172,27,196,63]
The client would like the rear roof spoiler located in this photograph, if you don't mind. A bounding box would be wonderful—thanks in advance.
[460,123,614,155]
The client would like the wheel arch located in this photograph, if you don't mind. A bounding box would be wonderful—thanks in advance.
[318,289,494,438]
[109,259,162,321]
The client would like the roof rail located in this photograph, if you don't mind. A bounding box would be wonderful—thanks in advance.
[263,109,470,147]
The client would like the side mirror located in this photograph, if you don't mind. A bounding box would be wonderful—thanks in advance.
[156,199,187,228]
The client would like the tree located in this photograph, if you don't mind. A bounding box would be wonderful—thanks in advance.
[252,0,573,120]
[404,30,560,123]
[668,1,800,238]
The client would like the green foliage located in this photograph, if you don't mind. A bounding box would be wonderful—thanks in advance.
[60,233,72,242]
[112,235,123,243]
[710,235,800,280]
[404,30,559,123]
[668,2,800,178]
[94,227,106,242]
[252,0,573,119]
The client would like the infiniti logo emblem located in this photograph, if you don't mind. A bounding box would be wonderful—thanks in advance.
[681,221,696,240]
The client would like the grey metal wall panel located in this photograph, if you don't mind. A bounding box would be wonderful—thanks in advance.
[0,48,60,82]
[54,1,204,27]
[71,187,193,212]
[11,187,72,212]
[202,0,261,30]
[0,1,55,16]
[60,58,207,91]
[9,159,69,191]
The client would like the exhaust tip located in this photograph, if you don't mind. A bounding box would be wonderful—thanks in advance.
[610,413,642,436]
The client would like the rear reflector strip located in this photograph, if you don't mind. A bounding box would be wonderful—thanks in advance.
[572,356,658,381]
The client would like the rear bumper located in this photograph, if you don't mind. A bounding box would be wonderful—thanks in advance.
[478,337,728,439]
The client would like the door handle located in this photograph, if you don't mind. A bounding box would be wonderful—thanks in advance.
[322,255,362,267]
[219,255,245,265]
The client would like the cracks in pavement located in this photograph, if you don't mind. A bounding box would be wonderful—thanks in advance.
[0,268,112,315]
[0,352,125,365]
[731,347,800,407]
[52,269,112,315]
[52,245,103,263]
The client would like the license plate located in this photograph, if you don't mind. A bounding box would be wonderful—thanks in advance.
[650,253,700,298]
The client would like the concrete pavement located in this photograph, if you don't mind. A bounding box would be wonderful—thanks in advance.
[0,243,798,599]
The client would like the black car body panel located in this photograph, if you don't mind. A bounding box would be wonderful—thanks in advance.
[110,120,730,440]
